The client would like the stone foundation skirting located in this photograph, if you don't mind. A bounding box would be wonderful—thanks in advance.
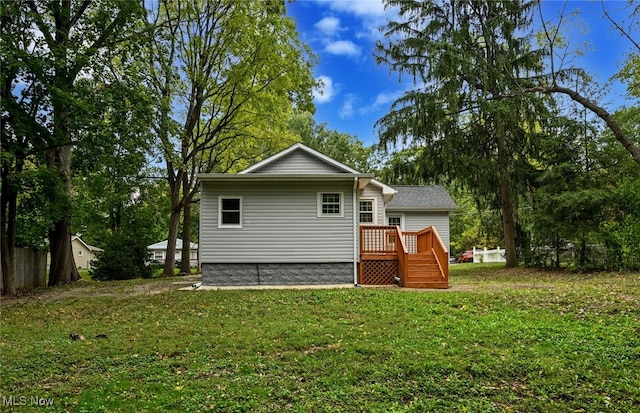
[202,263,353,286]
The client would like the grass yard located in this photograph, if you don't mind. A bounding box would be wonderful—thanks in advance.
[1,266,639,412]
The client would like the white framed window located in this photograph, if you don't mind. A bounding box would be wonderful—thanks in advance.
[218,196,243,228]
[154,251,164,260]
[317,192,343,217]
[388,215,403,229]
[77,250,83,257]
[359,199,376,224]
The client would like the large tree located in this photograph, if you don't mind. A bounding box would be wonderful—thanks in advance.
[1,1,146,288]
[376,0,551,267]
[147,0,315,276]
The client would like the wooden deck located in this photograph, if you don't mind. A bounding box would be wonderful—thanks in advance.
[359,226,449,289]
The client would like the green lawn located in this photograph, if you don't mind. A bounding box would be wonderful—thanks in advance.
[1,266,639,412]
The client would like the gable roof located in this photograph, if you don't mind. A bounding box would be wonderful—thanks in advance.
[147,239,199,250]
[71,236,103,252]
[199,143,374,182]
[239,143,359,174]
[386,185,457,211]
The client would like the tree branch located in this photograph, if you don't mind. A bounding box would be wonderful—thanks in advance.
[601,0,640,51]
[497,85,640,164]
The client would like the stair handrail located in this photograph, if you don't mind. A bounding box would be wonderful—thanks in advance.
[395,225,408,287]
[416,226,448,282]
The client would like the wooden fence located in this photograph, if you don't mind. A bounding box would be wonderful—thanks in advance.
[0,248,48,291]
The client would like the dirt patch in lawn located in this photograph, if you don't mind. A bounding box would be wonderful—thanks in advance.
[1,275,202,307]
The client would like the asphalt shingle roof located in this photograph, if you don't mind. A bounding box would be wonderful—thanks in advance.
[387,185,457,211]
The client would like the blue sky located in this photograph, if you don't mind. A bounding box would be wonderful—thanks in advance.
[286,0,635,146]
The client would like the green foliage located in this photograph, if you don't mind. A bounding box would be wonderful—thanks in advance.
[376,0,552,267]
[2,269,639,411]
[147,0,317,275]
[89,231,152,281]
[601,178,640,270]
[449,190,504,255]
[2,0,148,284]
[610,2,639,98]
[528,107,640,270]
[287,111,374,172]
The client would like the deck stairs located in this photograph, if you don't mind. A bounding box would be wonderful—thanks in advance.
[359,225,449,289]
[403,252,448,289]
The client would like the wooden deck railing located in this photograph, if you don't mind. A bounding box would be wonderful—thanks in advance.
[416,227,448,281]
[395,226,408,287]
[360,225,448,287]
[403,232,418,254]
[360,225,398,254]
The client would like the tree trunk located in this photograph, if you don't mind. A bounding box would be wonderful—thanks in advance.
[499,178,518,268]
[1,164,17,295]
[46,144,80,285]
[180,201,192,275]
[496,127,518,268]
[163,182,182,277]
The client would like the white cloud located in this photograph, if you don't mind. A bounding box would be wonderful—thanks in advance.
[340,94,356,119]
[359,89,405,114]
[314,17,341,36]
[324,40,361,57]
[313,0,399,42]
[372,90,403,107]
[313,75,337,104]
[318,0,388,18]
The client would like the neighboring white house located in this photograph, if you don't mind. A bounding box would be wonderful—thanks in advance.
[147,239,199,267]
[198,143,457,287]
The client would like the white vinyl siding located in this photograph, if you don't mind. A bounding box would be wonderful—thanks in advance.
[201,181,355,263]
[397,211,451,252]
[253,150,346,174]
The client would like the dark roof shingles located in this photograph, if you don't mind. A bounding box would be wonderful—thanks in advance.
[387,185,457,210]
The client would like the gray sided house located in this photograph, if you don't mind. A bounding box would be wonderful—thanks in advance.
[198,143,456,288]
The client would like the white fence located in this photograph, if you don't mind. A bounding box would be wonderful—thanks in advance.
[473,247,506,263]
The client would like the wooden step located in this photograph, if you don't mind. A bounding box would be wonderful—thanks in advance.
[404,280,449,289]
[407,254,437,263]
[401,251,448,289]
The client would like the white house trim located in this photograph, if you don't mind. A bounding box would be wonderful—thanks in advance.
[317,192,344,218]
[218,195,243,228]
[239,143,360,174]
[358,197,378,225]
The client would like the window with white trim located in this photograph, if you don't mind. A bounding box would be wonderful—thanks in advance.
[359,199,374,223]
[78,250,83,256]
[388,215,402,229]
[219,196,242,227]
[318,192,343,217]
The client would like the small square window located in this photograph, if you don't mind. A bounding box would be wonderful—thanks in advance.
[318,193,343,217]
[77,250,83,256]
[219,196,242,227]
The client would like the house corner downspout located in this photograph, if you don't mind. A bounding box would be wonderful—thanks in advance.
[353,177,358,286]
